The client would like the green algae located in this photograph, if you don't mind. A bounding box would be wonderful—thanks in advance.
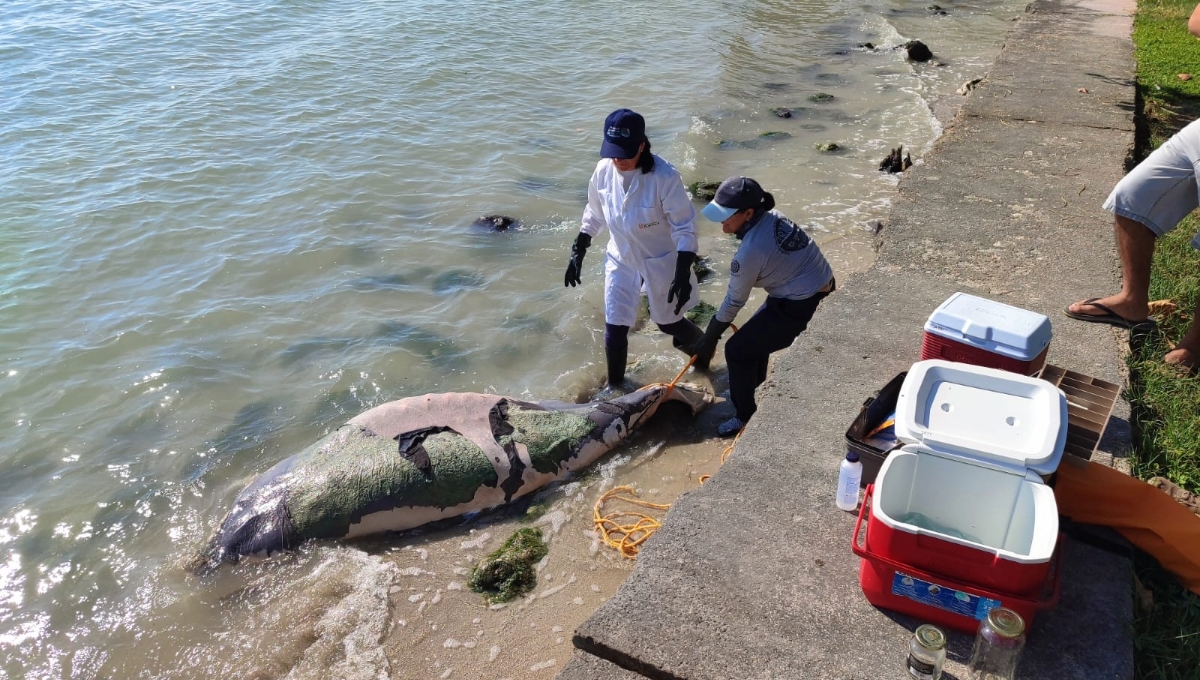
[503,406,594,475]
[685,300,718,327]
[286,426,498,538]
[521,501,550,522]
[468,527,549,603]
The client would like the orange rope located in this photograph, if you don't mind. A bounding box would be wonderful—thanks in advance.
[866,418,895,439]
[664,322,738,397]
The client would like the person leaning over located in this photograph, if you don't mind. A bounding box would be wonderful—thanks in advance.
[1064,117,1200,371]
[563,108,703,391]
[691,177,835,437]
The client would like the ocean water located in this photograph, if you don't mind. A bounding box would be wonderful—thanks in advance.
[0,0,1027,677]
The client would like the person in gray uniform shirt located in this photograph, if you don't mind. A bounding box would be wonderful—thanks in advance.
[692,177,835,437]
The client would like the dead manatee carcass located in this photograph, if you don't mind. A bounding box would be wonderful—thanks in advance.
[199,383,712,569]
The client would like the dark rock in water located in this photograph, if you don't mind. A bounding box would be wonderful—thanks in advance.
[687,181,721,202]
[717,132,792,150]
[809,92,836,103]
[927,4,948,14]
[471,215,518,232]
[904,40,933,62]
[858,42,875,50]
[815,142,841,152]
[879,145,913,174]
[771,107,794,118]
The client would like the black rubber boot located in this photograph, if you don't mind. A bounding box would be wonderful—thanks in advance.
[658,319,704,355]
[605,344,628,386]
[604,324,630,387]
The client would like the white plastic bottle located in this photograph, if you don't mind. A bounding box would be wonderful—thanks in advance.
[836,450,863,511]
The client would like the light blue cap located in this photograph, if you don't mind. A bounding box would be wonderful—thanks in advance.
[701,201,738,222]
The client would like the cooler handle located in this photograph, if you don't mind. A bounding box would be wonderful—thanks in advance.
[851,485,1063,610]
[851,484,875,557]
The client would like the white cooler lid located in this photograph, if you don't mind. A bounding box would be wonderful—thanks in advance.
[895,359,1067,476]
[924,292,1052,361]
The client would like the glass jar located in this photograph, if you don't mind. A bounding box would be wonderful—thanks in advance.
[967,607,1027,680]
[906,624,946,679]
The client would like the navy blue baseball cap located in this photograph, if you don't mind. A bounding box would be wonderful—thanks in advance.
[702,176,766,222]
[600,109,646,159]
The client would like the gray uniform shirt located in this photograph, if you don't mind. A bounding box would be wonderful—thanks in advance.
[715,209,833,324]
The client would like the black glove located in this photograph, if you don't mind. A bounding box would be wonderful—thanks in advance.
[564,233,592,287]
[691,317,731,371]
[667,251,698,314]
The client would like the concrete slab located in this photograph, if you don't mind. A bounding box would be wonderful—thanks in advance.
[961,0,1137,128]
[558,650,648,680]
[560,0,1138,677]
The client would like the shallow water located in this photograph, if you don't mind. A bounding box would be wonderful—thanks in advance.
[1,0,1028,676]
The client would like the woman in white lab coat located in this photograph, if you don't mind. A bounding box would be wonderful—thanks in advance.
[563,109,702,389]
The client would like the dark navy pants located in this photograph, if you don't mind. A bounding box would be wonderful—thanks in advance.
[724,284,833,422]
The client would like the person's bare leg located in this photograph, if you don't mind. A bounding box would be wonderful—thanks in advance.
[1165,297,1200,369]
[1068,214,1155,322]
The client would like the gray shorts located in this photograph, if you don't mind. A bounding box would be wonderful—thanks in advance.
[1104,117,1200,247]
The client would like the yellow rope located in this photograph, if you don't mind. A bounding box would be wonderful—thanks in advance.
[593,486,671,559]
[698,430,740,484]
[594,325,743,557]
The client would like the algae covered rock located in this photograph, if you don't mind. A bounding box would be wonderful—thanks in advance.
[687,180,721,202]
[685,300,719,327]
[468,527,549,603]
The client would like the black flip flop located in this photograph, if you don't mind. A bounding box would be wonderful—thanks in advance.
[1064,298,1151,329]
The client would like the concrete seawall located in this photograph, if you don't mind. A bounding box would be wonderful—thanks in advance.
[558,0,1138,677]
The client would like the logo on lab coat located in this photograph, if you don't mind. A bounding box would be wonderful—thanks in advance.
[730,259,741,274]
[638,221,660,230]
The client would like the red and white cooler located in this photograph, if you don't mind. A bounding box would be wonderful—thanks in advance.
[921,293,1052,375]
[852,360,1067,632]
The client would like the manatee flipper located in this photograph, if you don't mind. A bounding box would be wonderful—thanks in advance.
[395,426,455,473]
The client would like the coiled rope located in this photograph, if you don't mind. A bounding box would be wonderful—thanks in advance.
[595,328,743,558]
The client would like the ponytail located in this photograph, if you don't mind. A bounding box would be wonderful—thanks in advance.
[760,190,775,212]
[638,139,655,174]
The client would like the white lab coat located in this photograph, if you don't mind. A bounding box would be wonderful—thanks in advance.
[580,155,699,326]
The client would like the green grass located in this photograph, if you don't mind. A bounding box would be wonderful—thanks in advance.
[1125,1,1200,677]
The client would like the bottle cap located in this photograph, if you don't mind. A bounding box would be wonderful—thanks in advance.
[845,450,860,462]
[914,624,946,651]
[985,607,1025,638]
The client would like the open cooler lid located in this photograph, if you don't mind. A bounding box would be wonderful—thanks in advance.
[894,359,1067,476]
